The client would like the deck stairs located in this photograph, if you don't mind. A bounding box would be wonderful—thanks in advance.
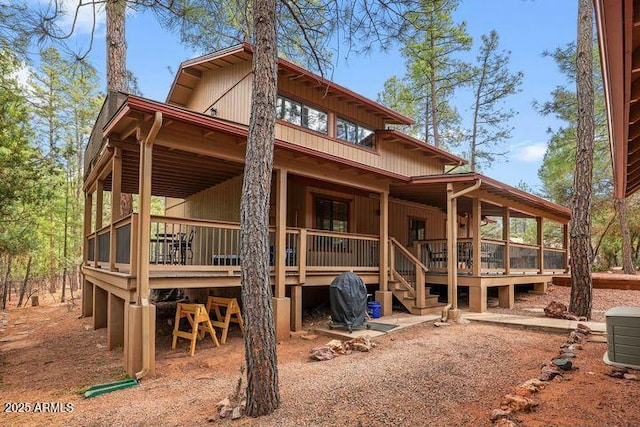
[389,238,446,315]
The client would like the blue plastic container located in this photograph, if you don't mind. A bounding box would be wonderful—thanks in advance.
[367,301,381,319]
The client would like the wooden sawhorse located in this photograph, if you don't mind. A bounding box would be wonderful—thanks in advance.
[205,297,245,344]
[172,303,219,356]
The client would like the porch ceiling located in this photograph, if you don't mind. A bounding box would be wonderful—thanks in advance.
[103,144,245,199]
[595,0,640,197]
[390,173,571,223]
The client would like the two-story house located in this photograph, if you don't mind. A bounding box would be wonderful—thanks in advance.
[82,43,571,377]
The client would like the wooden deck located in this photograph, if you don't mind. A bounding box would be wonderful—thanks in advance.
[552,273,640,291]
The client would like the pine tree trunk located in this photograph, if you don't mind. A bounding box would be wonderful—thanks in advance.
[569,0,594,318]
[17,256,32,307]
[615,197,635,274]
[2,255,12,310]
[106,0,133,216]
[240,0,280,417]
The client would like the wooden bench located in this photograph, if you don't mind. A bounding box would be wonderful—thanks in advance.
[171,303,219,356]
[205,297,245,344]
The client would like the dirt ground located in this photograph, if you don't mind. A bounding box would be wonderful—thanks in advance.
[1,287,640,427]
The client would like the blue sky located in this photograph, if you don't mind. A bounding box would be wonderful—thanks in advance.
[53,0,579,191]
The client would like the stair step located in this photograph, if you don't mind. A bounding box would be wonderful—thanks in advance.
[410,303,446,316]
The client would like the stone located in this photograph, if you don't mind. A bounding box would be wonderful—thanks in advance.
[606,367,628,378]
[502,394,539,412]
[559,352,576,359]
[217,398,231,410]
[551,358,573,371]
[568,344,583,351]
[490,408,512,421]
[540,366,563,382]
[310,345,337,361]
[544,301,568,319]
[494,419,518,427]
[623,374,639,381]
[434,322,451,327]
[345,336,373,352]
[301,334,318,340]
[577,323,593,333]
[206,414,219,422]
[231,407,242,420]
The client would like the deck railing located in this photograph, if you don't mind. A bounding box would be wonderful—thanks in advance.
[418,238,567,275]
[140,216,379,275]
[389,237,428,307]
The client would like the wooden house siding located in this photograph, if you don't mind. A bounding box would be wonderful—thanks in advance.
[186,62,253,124]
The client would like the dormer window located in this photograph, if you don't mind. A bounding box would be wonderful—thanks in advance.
[276,94,327,134]
[336,118,374,148]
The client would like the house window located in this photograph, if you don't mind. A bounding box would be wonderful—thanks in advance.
[336,118,374,148]
[276,95,327,133]
[316,197,349,232]
[315,197,350,251]
[408,218,426,247]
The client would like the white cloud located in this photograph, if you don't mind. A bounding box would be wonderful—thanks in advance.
[34,0,106,35]
[512,141,547,162]
[13,64,31,90]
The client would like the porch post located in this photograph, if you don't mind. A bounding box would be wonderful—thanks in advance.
[376,190,392,316]
[503,207,511,275]
[563,223,570,272]
[537,217,544,274]
[274,168,287,298]
[109,148,122,271]
[83,191,93,265]
[95,180,104,267]
[446,184,459,310]
[273,168,291,339]
[472,197,482,276]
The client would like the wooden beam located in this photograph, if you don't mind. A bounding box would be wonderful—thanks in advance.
[631,78,640,103]
[629,121,640,141]
[503,207,510,275]
[537,217,544,274]
[274,169,287,299]
[472,197,481,276]
[379,190,389,293]
[630,103,640,124]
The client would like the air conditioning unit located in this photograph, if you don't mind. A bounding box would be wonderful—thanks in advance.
[604,306,640,370]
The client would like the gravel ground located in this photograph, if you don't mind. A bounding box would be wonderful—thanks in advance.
[490,284,640,321]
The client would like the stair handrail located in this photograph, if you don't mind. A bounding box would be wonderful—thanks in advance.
[389,237,430,273]
[389,237,429,307]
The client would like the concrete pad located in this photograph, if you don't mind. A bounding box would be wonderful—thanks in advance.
[313,312,441,340]
[463,312,606,334]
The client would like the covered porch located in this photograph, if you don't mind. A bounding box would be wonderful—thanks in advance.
[390,173,571,313]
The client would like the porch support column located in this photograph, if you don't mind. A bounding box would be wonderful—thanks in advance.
[82,278,93,317]
[95,181,104,267]
[376,190,392,317]
[446,184,458,310]
[273,168,291,340]
[109,148,122,271]
[472,197,482,276]
[563,223,569,273]
[503,207,511,275]
[290,285,302,332]
[537,217,544,274]
[130,112,162,379]
[83,191,93,264]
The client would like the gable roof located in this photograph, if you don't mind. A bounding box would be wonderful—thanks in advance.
[166,43,414,126]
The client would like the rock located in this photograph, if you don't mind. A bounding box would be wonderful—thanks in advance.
[206,413,219,422]
[434,322,451,327]
[301,334,318,340]
[624,373,639,381]
[502,394,539,412]
[490,408,512,421]
[568,331,586,344]
[217,398,231,410]
[83,325,92,331]
[551,358,573,371]
[310,345,337,361]
[488,297,499,308]
[568,344,583,351]
[494,419,518,427]
[231,406,242,420]
[607,368,629,378]
[540,366,563,381]
[559,352,576,359]
[219,406,233,418]
[345,336,374,352]
[544,301,568,319]
[577,323,592,333]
